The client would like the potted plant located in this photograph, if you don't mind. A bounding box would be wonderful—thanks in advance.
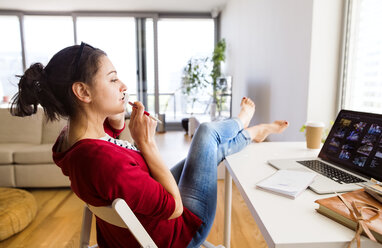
[210,39,226,116]
[181,57,210,115]
[181,39,227,118]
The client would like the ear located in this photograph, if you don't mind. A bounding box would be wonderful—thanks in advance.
[72,82,92,103]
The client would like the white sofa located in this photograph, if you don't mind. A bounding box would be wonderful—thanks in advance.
[0,108,132,188]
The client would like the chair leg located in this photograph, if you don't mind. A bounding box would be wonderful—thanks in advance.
[201,240,225,248]
[79,205,93,248]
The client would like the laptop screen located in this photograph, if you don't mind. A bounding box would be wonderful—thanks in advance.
[319,110,382,182]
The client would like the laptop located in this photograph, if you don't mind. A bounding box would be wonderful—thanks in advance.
[268,109,382,194]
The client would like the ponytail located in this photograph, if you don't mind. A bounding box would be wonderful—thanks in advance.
[10,63,45,117]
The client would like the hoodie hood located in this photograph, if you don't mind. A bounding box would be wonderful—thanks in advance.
[52,127,72,176]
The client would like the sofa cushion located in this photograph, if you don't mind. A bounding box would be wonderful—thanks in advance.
[0,108,43,144]
[41,116,67,144]
[0,166,15,187]
[13,144,53,164]
[0,144,36,164]
[15,164,70,187]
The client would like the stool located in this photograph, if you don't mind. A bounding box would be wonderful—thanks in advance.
[188,115,212,137]
[0,188,37,241]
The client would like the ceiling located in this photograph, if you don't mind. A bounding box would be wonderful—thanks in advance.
[0,0,229,13]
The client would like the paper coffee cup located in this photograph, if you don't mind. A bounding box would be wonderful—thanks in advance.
[305,122,324,149]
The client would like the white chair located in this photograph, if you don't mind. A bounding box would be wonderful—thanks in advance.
[79,198,224,248]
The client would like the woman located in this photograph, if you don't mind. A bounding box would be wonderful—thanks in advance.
[11,43,288,248]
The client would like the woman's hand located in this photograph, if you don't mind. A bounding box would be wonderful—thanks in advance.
[107,112,125,130]
[128,101,157,147]
[129,101,183,219]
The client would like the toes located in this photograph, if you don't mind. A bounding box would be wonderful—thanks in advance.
[275,120,288,126]
[248,98,255,107]
[241,97,255,107]
[281,121,289,126]
[241,97,247,106]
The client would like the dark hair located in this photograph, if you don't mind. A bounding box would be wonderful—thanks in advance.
[10,44,106,121]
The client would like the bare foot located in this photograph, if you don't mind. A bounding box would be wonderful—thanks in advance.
[238,97,255,128]
[246,120,289,142]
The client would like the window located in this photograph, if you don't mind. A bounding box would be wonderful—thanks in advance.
[0,16,23,101]
[342,0,382,114]
[24,16,74,66]
[157,18,214,120]
[1,12,216,127]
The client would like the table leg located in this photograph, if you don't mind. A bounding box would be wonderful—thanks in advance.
[224,166,232,248]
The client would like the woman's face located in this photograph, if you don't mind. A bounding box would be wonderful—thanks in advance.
[89,56,127,116]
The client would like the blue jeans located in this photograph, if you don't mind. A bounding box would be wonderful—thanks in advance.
[170,118,252,248]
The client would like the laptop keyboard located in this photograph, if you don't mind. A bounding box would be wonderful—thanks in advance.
[297,160,366,184]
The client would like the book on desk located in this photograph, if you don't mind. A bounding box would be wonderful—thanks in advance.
[315,189,382,244]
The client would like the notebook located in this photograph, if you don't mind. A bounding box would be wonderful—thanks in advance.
[268,110,382,194]
[256,169,317,199]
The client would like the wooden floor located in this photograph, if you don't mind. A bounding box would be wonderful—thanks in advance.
[0,131,268,248]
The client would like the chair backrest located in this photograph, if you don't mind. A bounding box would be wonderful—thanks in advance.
[81,199,221,248]
[86,198,158,248]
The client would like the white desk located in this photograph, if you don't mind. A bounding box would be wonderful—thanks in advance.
[223,142,382,248]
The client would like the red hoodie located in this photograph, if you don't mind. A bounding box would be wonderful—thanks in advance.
[53,120,202,248]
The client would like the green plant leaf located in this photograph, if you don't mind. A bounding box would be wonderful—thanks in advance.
[299,125,306,132]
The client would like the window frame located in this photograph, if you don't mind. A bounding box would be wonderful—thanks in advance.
[339,0,382,114]
[0,10,218,126]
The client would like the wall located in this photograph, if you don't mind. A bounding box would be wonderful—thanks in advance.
[307,0,344,127]
[220,0,344,141]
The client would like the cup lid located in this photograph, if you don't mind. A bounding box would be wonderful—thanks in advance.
[306,121,325,127]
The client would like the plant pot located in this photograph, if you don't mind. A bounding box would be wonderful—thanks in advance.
[157,114,166,133]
